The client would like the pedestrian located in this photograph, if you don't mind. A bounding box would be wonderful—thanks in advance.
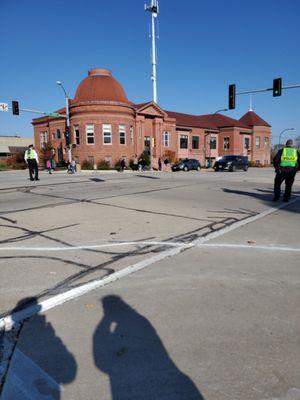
[133,154,138,171]
[120,158,126,172]
[51,158,56,171]
[24,144,39,181]
[158,157,162,171]
[46,159,52,174]
[273,139,300,202]
[141,158,146,172]
[138,157,143,172]
[164,158,169,172]
[71,159,76,173]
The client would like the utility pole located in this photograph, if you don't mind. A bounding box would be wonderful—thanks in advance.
[145,0,159,103]
[57,81,72,163]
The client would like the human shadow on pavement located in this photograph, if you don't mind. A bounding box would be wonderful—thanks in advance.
[5,297,77,400]
[93,295,204,400]
[222,187,300,211]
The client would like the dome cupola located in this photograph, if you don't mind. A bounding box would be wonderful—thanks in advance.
[73,68,129,103]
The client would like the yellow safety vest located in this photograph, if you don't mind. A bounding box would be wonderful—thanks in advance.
[280,147,298,167]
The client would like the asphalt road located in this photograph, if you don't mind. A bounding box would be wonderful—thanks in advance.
[0,168,299,400]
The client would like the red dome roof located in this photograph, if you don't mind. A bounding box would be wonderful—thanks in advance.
[73,68,129,103]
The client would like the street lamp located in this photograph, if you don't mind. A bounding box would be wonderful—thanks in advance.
[205,108,228,167]
[56,81,72,163]
[278,128,295,148]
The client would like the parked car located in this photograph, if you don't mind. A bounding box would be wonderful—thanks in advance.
[214,155,248,172]
[172,158,201,172]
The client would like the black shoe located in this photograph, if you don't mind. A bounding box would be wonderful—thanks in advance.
[35,178,40,181]
[30,178,34,181]
[272,197,279,202]
[283,198,289,202]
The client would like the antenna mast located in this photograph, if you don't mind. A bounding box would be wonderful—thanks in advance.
[145,0,159,103]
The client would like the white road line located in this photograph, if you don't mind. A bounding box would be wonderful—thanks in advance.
[0,197,299,331]
[0,241,299,253]
[194,196,299,245]
[0,241,184,252]
[0,244,191,331]
[198,243,300,252]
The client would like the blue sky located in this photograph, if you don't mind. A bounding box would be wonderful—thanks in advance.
[0,0,299,144]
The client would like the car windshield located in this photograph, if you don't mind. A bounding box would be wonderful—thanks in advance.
[222,156,237,161]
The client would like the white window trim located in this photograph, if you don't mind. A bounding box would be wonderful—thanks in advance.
[74,125,80,145]
[103,124,112,145]
[86,124,95,145]
[130,126,134,144]
[256,136,261,148]
[119,125,126,145]
[180,134,188,149]
[163,131,170,147]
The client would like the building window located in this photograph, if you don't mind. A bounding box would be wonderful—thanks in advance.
[244,137,250,149]
[103,124,112,145]
[256,136,260,148]
[180,135,188,149]
[223,137,230,150]
[210,137,216,149]
[119,125,126,145]
[191,136,199,149]
[40,132,47,148]
[130,126,134,145]
[86,124,95,144]
[56,129,61,139]
[163,131,170,147]
[74,125,80,145]
[264,137,269,149]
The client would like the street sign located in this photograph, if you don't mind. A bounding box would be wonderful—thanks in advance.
[44,112,63,118]
[0,103,8,112]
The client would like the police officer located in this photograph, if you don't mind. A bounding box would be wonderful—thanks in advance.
[273,139,300,202]
[24,144,39,181]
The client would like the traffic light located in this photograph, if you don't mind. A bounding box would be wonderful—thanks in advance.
[273,78,282,97]
[12,101,19,115]
[65,126,70,146]
[228,84,236,110]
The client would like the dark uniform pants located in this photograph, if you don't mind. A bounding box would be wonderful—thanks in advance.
[274,168,297,200]
[28,159,39,180]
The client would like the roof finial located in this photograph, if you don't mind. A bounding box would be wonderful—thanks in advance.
[249,93,253,111]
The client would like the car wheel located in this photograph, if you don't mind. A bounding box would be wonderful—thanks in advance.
[231,165,236,172]
[243,165,248,171]
[197,166,201,171]
[214,167,219,172]
[184,166,189,172]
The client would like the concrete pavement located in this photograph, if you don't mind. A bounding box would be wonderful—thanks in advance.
[0,169,299,399]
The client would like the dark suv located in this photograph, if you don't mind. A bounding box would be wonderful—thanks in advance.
[172,158,201,172]
[214,155,248,172]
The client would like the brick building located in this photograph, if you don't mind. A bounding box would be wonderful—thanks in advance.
[32,68,271,167]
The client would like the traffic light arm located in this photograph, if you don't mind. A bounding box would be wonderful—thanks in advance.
[8,105,66,118]
[236,83,300,96]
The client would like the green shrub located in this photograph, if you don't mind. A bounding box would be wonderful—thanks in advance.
[138,151,150,167]
[97,160,111,170]
[81,159,94,170]
[0,161,7,171]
